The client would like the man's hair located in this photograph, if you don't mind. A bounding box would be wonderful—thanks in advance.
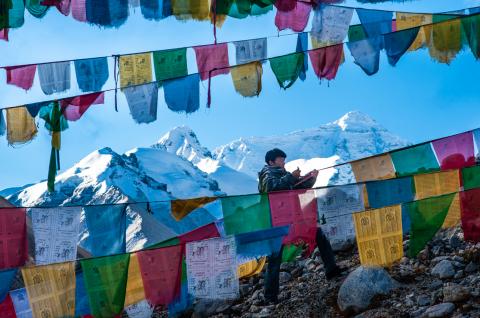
[265,148,287,164]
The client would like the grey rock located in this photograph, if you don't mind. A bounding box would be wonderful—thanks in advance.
[337,266,398,314]
[422,303,455,318]
[443,284,471,302]
[431,260,455,279]
[449,235,462,249]
[465,262,479,273]
[279,272,291,284]
[417,295,431,306]
[429,279,443,290]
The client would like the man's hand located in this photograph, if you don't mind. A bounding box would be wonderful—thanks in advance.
[292,167,301,179]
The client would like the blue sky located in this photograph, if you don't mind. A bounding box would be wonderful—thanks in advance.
[1,0,480,190]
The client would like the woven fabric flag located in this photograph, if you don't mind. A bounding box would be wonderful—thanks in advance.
[274,0,296,12]
[270,52,304,89]
[309,41,344,81]
[0,0,24,28]
[366,177,415,209]
[125,300,154,318]
[163,73,200,114]
[153,48,188,83]
[311,5,353,46]
[396,13,433,51]
[274,0,311,32]
[74,272,91,316]
[462,14,480,59]
[6,107,38,145]
[55,0,71,15]
[0,295,16,318]
[137,244,183,306]
[71,0,86,21]
[60,92,104,121]
[5,65,37,90]
[140,0,172,21]
[179,223,221,246]
[0,110,5,136]
[390,143,440,177]
[167,257,192,317]
[353,205,403,266]
[83,204,126,257]
[0,268,17,302]
[460,188,480,242]
[462,165,480,191]
[428,16,462,64]
[233,38,267,64]
[74,57,109,92]
[0,28,7,41]
[442,193,461,229]
[384,26,420,66]
[351,154,396,182]
[38,61,71,95]
[10,288,33,318]
[432,131,475,170]
[193,43,230,81]
[119,53,153,88]
[315,184,364,249]
[356,8,392,38]
[281,243,302,262]
[21,262,76,318]
[235,226,289,259]
[296,32,308,81]
[81,254,130,317]
[171,0,210,21]
[124,253,146,307]
[347,36,382,76]
[406,193,456,256]
[31,207,81,265]
[85,0,129,27]
[0,208,27,270]
[414,170,460,200]
[26,0,49,18]
[186,236,239,300]
[171,197,218,221]
[231,61,263,97]
[221,194,272,235]
[238,257,266,279]
[123,82,158,124]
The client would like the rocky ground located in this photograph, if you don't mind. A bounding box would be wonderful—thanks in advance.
[182,227,480,318]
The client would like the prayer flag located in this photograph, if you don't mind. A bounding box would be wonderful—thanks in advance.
[0,268,17,302]
[74,57,109,92]
[6,107,38,145]
[124,253,146,307]
[10,288,32,318]
[82,204,127,256]
[171,197,217,221]
[462,165,480,191]
[230,62,263,97]
[462,14,480,59]
[31,206,81,265]
[442,193,461,229]
[309,41,344,81]
[137,244,183,305]
[311,5,353,46]
[281,243,302,262]
[296,32,308,81]
[168,257,193,316]
[140,0,172,21]
[163,73,200,114]
[351,154,396,182]
[193,43,230,81]
[238,257,266,278]
[0,110,5,136]
[123,82,158,124]
[221,194,272,235]
[428,17,462,64]
[71,0,86,21]
[0,29,8,41]
[353,205,403,266]
[0,208,27,269]
[26,0,49,18]
[85,0,129,28]
[274,1,311,32]
[235,226,289,259]
[347,36,382,75]
[153,48,188,83]
[396,13,432,51]
[366,177,415,209]
[233,38,267,64]
[406,193,456,256]
[390,143,440,177]
[26,101,49,118]
[38,61,71,95]
[81,254,130,317]
[356,8,392,37]
[432,131,476,170]
[5,65,36,90]
[460,188,480,242]
[384,27,420,66]
[119,53,153,88]
[172,0,210,21]
[0,295,16,318]
[125,300,154,318]
[414,170,460,200]
[474,129,480,162]
[21,262,76,318]
[270,52,304,89]
[0,0,24,28]
[55,0,71,15]
[74,272,91,316]
[179,223,221,246]
[60,92,105,121]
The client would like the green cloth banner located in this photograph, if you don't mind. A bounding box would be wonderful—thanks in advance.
[221,193,272,235]
[81,254,130,317]
[0,0,24,29]
[153,48,188,84]
[26,0,49,18]
[391,143,440,177]
[269,52,304,89]
[462,14,480,59]
[462,165,480,190]
[282,244,303,263]
[406,193,455,257]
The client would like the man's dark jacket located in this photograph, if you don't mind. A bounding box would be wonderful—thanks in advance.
[258,165,316,193]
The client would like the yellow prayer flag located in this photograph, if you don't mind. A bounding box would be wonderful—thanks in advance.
[428,19,462,64]
[22,262,76,318]
[238,257,266,279]
[231,62,263,98]
[172,0,211,21]
[353,205,403,267]
[396,13,433,51]
[414,170,460,200]
[442,193,461,229]
[124,253,146,307]
[171,197,218,221]
[6,107,37,145]
[351,154,396,183]
[119,53,153,89]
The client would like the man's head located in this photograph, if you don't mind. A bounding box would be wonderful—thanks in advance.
[265,148,287,168]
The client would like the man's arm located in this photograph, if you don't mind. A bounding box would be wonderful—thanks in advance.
[263,172,298,192]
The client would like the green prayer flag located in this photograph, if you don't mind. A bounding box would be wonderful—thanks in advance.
[221,194,272,235]
[147,237,180,249]
[282,244,303,263]
[462,14,480,59]
[390,143,440,177]
[26,0,49,18]
[153,48,188,85]
[348,24,367,42]
[406,193,455,257]
[39,101,69,133]
[269,52,304,89]
[1,0,24,29]
[462,165,480,191]
[81,254,130,317]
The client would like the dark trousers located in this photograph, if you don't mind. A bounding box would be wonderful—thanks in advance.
[264,227,336,302]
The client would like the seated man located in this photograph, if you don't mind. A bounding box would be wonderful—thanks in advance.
[258,148,344,304]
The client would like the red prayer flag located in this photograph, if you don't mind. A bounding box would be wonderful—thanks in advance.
[0,29,8,42]
[193,44,230,81]
[179,223,220,246]
[71,0,87,22]
[137,245,183,306]
[268,189,318,255]
[432,131,475,170]
[5,65,37,91]
[309,44,344,80]
[460,188,480,242]
[274,0,297,12]
[56,0,72,16]
[0,295,16,318]
[60,92,104,121]
[275,1,312,32]
[0,208,27,270]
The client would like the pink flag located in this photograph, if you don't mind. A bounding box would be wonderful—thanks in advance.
[193,44,230,81]
[0,29,8,42]
[432,131,475,170]
[274,0,297,12]
[60,92,104,121]
[5,65,37,90]
[56,0,71,16]
[460,188,480,242]
[71,0,86,22]
[179,223,220,246]
[309,44,344,80]
[0,208,27,270]
[268,189,318,255]
[275,1,312,32]
[137,245,183,306]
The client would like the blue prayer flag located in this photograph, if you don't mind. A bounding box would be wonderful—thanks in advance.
[366,177,416,209]
[384,27,420,66]
[356,8,393,38]
[235,226,290,259]
[74,57,109,92]
[10,288,32,318]
[0,269,17,302]
[75,272,91,316]
[163,74,200,114]
[295,32,308,81]
[140,0,172,20]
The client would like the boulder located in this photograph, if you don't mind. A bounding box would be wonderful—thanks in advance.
[431,260,455,279]
[422,303,455,318]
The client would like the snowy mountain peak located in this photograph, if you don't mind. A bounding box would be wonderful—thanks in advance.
[332,111,382,132]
